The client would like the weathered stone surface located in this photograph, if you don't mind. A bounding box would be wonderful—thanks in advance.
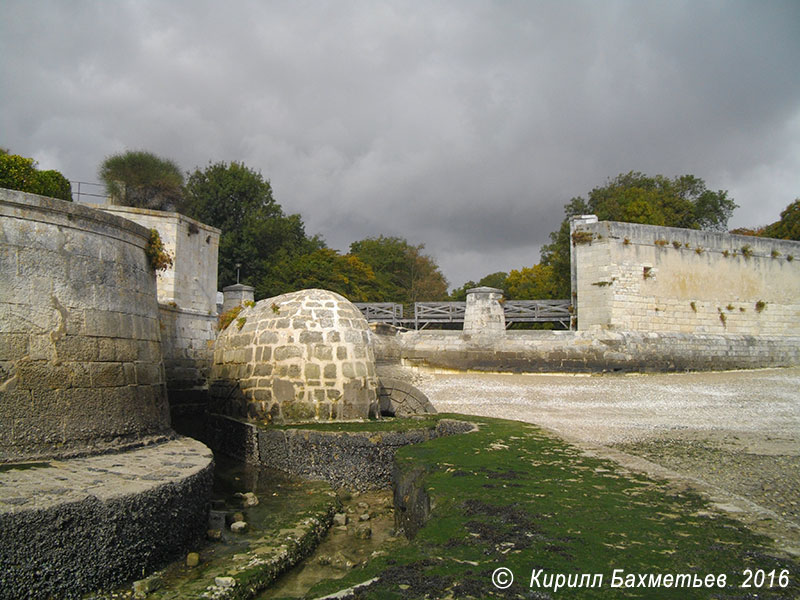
[0,189,172,462]
[208,414,476,491]
[377,378,436,417]
[210,289,379,423]
[0,437,213,600]
[463,286,506,335]
[375,329,800,373]
[571,219,800,335]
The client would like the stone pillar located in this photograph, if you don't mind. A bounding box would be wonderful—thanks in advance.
[464,286,505,335]
[222,283,255,313]
[569,214,598,330]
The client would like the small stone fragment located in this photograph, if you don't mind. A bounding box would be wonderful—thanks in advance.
[230,520,248,533]
[354,524,372,539]
[333,512,348,526]
[206,528,222,541]
[359,513,370,521]
[132,575,163,598]
[186,552,200,567]
[357,501,370,510]
[231,512,245,523]
[215,576,236,588]
[330,551,356,570]
[235,491,259,507]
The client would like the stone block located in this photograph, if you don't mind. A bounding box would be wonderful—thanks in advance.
[0,333,29,360]
[91,362,126,387]
[274,345,303,361]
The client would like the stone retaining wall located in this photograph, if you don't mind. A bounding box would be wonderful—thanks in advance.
[1,189,171,461]
[0,437,214,600]
[374,329,800,372]
[159,304,216,417]
[572,220,800,334]
[205,414,475,491]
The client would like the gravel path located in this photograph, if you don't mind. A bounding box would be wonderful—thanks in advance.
[401,366,800,553]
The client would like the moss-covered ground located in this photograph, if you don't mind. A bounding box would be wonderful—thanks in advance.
[256,415,443,433]
[298,415,799,599]
[108,457,339,600]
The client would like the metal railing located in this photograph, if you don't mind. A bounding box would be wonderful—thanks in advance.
[71,181,108,203]
[355,299,571,329]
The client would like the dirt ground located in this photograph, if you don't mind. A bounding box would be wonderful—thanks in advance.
[399,366,800,556]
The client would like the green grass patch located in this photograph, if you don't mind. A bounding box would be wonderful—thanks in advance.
[302,416,799,599]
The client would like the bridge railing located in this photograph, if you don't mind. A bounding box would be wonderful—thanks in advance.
[413,302,466,329]
[356,299,571,329]
[503,300,571,327]
[353,302,404,325]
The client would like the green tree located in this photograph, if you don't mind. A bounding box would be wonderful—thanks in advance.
[506,264,558,300]
[761,199,800,241]
[99,150,184,211]
[542,173,737,297]
[286,248,380,301]
[0,150,72,202]
[182,161,322,298]
[540,197,588,299]
[350,236,449,303]
[449,272,510,301]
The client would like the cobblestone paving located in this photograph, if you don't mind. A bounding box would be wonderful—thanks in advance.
[0,436,213,512]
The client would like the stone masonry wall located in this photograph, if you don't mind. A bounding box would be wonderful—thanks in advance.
[95,205,220,414]
[210,289,379,423]
[572,220,800,334]
[1,189,172,461]
[94,205,220,314]
[373,329,800,373]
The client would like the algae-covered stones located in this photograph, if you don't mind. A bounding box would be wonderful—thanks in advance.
[236,491,259,507]
[210,289,379,423]
[132,574,163,598]
[354,524,372,539]
[186,552,200,567]
[230,521,248,533]
[215,576,235,588]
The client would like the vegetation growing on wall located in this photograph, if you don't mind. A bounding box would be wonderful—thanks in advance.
[144,229,173,272]
[0,149,72,202]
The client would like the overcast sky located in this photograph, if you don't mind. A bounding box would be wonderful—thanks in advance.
[2,1,799,289]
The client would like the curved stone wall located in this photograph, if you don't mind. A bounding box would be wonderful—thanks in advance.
[210,289,379,422]
[0,189,171,461]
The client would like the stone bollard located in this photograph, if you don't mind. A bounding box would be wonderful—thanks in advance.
[221,283,255,313]
[463,286,505,335]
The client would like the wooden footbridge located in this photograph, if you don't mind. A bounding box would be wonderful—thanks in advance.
[353,300,571,329]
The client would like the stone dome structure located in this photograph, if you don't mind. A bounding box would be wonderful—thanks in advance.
[210,289,379,422]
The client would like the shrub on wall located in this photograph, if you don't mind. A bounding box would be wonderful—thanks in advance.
[0,150,72,202]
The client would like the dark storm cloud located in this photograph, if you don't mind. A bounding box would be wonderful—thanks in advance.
[2,0,798,288]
